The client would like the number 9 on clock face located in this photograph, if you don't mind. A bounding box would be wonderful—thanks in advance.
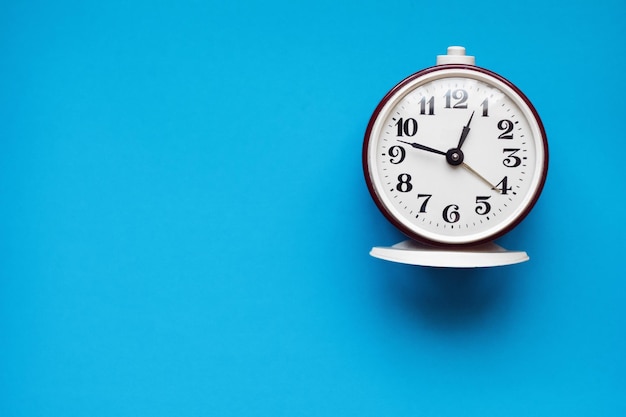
[363,66,548,246]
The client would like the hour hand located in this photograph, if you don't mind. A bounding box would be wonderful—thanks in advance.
[397,140,446,156]
[456,111,475,149]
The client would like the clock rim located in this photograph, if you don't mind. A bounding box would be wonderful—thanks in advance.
[362,64,549,248]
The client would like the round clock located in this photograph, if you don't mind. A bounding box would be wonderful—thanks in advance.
[363,47,548,248]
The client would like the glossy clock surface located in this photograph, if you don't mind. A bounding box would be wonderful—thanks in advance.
[363,65,548,246]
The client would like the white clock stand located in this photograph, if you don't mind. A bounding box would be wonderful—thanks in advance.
[370,240,529,268]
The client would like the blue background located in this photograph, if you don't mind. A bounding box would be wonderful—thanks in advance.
[2,1,625,415]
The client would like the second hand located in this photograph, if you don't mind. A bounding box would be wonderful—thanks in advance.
[461,162,499,192]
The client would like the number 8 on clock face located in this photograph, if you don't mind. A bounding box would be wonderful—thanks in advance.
[363,60,548,247]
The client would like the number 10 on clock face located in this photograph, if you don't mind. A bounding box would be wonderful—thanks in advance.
[363,67,548,246]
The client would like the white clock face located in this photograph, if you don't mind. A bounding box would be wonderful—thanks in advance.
[364,68,548,246]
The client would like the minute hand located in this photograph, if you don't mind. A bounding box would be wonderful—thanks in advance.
[397,140,446,156]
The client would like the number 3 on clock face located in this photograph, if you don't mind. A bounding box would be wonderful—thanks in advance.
[363,65,548,246]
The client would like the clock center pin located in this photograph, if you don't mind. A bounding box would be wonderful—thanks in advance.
[446,148,464,166]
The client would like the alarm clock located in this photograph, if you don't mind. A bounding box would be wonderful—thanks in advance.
[363,47,548,266]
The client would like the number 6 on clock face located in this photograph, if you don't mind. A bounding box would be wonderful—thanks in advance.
[363,64,548,247]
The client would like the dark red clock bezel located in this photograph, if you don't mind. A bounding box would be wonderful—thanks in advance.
[362,64,549,247]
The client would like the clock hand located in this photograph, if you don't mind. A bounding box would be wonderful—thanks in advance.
[461,162,499,192]
[397,140,446,156]
[456,111,475,149]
